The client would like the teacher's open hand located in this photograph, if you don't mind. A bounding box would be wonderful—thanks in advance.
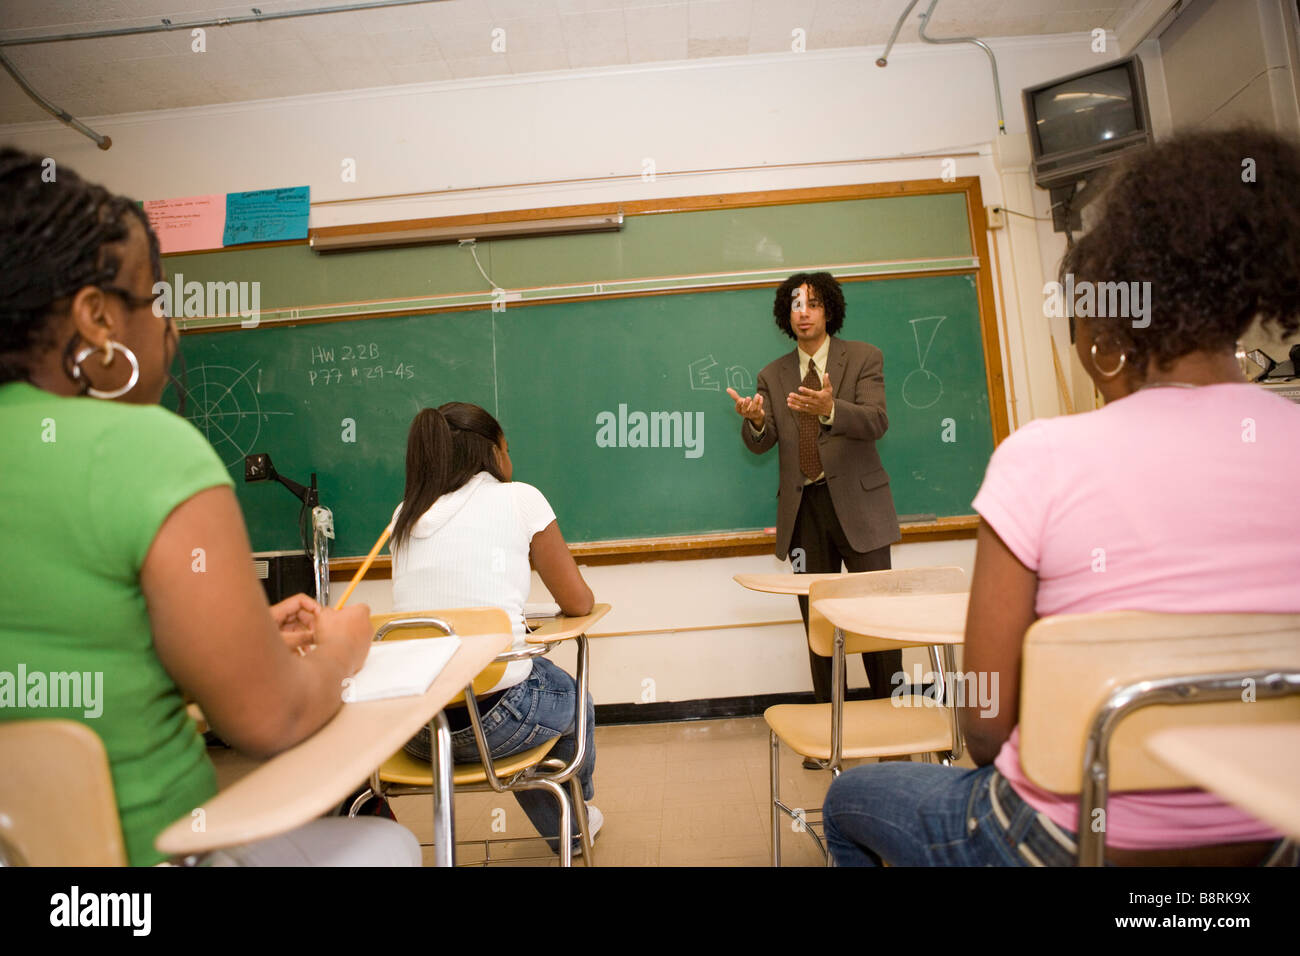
[788,374,833,418]
[726,387,765,428]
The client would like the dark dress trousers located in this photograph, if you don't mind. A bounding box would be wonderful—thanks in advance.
[741,337,902,702]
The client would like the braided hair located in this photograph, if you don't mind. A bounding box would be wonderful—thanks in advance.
[0,147,163,385]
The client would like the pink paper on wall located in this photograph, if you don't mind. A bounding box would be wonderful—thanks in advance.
[143,194,226,254]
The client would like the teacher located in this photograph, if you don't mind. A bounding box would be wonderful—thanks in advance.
[728,272,901,757]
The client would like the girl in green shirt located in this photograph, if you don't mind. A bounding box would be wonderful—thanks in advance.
[0,148,418,867]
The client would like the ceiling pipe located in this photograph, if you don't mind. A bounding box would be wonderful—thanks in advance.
[876,0,922,67]
[916,0,1006,134]
[875,0,1006,135]
[0,1,447,47]
[0,48,110,148]
[0,1,449,149]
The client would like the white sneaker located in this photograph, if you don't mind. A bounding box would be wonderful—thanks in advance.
[570,805,604,857]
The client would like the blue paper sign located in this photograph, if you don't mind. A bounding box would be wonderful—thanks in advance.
[223,186,310,246]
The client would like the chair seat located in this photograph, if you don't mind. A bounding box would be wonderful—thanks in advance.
[765,697,953,759]
[378,737,561,787]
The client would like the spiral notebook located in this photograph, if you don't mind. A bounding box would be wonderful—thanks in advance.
[344,636,463,703]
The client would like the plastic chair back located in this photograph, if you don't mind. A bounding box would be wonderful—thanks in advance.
[1019,611,1300,793]
[807,566,967,656]
[0,720,127,866]
[370,607,513,705]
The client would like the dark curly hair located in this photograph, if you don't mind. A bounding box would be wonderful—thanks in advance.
[1061,126,1300,373]
[772,271,845,339]
[0,146,163,385]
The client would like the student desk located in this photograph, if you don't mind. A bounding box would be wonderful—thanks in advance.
[155,631,511,864]
[1147,724,1300,839]
[810,593,969,645]
[526,605,610,641]
[732,573,855,596]
[734,574,969,644]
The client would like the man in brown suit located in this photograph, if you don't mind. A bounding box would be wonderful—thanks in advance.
[728,272,902,741]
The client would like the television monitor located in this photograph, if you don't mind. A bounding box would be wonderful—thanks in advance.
[1023,57,1152,191]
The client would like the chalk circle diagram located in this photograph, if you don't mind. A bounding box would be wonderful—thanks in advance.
[165,361,292,468]
[901,315,947,410]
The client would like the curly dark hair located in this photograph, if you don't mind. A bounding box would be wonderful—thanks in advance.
[772,271,845,339]
[1061,126,1300,372]
[0,146,163,385]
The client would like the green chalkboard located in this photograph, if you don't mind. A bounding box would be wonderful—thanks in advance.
[164,273,994,554]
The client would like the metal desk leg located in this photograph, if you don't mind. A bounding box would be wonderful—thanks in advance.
[429,710,456,867]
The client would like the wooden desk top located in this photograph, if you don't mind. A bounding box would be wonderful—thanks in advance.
[732,573,852,596]
[1147,724,1300,839]
[811,592,969,645]
[156,630,511,856]
[524,603,610,643]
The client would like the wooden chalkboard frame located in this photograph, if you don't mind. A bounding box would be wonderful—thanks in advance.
[180,177,1008,568]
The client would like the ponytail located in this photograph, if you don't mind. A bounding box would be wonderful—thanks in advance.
[391,403,506,553]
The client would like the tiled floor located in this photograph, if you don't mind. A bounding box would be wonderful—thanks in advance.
[211,715,971,867]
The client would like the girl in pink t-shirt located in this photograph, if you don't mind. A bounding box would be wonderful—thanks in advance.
[824,126,1300,866]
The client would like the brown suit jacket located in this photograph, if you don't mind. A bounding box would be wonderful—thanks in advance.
[742,337,900,560]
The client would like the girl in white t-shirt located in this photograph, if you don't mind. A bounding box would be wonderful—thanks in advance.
[390,402,599,854]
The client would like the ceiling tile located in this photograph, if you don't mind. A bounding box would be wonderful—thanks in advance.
[279,7,376,39]
[0,0,1140,123]
[352,2,445,33]
[0,1,103,31]
[369,27,446,66]
[688,0,753,40]
[814,27,871,51]
[43,29,175,61]
[423,0,495,24]
[556,0,629,12]
[494,14,568,53]
[562,8,628,65]
[687,35,750,57]
[1052,10,1118,34]
[234,18,306,45]
[812,0,880,33]
[327,62,400,93]
[507,49,572,73]
[303,33,387,72]
[387,58,455,84]
[428,16,502,59]
[751,0,816,45]
[980,13,1053,37]
[627,36,687,62]
[624,3,688,44]
[489,0,561,18]
[445,54,507,78]
[748,31,802,55]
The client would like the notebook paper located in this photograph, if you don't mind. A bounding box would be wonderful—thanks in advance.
[343,636,463,703]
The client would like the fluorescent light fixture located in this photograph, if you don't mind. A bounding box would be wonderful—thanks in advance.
[311,212,624,253]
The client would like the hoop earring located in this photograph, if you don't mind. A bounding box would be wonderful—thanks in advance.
[1090,343,1127,379]
[73,341,140,399]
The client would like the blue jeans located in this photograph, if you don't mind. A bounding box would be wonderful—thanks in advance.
[825,762,1296,866]
[405,657,595,851]
[824,763,1081,866]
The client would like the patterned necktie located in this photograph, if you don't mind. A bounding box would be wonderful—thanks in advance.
[798,361,823,480]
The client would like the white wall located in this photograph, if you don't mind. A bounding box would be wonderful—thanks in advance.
[4,36,1112,223]
[2,33,1121,706]
[1159,0,1300,133]
[347,537,977,705]
[1157,0,1300,363]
